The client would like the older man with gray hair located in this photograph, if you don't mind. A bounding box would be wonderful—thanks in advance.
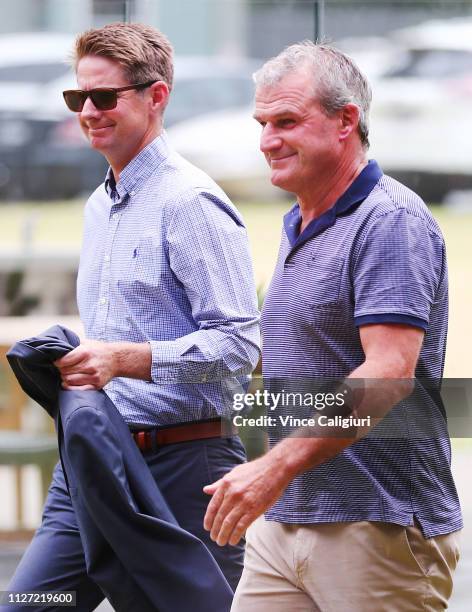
[204,41,461,611]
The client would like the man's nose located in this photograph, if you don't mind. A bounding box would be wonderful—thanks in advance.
[80,95,101,119]
[260,124,282,153]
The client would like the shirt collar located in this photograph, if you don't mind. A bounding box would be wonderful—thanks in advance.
[104,131,171,202]
[283,159,383,249]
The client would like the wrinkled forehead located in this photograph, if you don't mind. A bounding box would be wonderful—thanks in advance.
[255,65,319,97]
[253,69,319,116]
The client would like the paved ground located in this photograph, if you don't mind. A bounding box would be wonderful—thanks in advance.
[1,449,470,610]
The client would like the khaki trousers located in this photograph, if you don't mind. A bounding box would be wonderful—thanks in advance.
[232,517,460,612]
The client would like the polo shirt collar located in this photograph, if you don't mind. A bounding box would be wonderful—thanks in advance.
[283,159,383,249]
[105,131,171,202]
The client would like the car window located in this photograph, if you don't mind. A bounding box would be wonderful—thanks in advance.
[166,76,254,126]
[0,63,70,84]
[384,49,472,78]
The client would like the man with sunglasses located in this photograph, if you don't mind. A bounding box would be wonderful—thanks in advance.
[6,22,259,608]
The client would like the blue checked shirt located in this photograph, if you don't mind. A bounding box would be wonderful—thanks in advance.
[77,133,260,427]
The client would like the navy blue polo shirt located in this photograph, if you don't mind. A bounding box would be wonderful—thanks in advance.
[261,160,462,537]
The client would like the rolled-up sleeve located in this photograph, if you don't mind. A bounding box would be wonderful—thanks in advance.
[149,190,261,382]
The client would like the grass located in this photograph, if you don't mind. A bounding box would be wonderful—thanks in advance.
[0,201,84,248]
[0,198,471,377]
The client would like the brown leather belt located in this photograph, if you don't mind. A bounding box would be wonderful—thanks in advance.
[131,418,237,452]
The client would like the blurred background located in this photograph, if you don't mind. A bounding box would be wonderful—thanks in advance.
[0,1,471,609]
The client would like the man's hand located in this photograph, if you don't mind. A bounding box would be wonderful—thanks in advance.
[203,454,293,547]
[54,340,118,390]
[54,339,153,390]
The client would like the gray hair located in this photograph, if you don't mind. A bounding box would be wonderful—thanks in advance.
[253,41,372,149]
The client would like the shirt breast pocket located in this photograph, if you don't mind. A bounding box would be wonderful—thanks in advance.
[130,235,163,288]
[294,258,344,308]
[117,235,165,310]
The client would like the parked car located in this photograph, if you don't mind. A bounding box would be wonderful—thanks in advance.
[368,17,472,201]
[0,38,260,200]
[0,32,73,113]
[0,33,75,198]
[168,18,472,203]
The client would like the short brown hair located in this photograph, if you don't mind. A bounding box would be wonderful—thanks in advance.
[73,22,174,91]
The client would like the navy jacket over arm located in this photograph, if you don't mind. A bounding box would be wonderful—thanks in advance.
[7,325,233,612]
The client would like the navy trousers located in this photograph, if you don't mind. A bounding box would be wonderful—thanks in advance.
[5,435,246,611]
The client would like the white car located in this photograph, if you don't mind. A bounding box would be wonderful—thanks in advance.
[167,106,279,201]
[0,32,73,150]
[369,17,472,199]
[0,32,73,114]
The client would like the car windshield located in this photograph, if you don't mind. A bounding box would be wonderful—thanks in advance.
[0,63,70,84]
[384,49,472,78]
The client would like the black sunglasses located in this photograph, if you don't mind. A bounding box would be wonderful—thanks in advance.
[63,80,158,112]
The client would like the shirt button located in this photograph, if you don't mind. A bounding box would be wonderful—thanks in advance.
[112,212,120,220]
[202,374,208,382]
[99,297,107,305]
[104,254,110,263]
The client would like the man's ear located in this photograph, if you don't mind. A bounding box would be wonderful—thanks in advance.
[338,103,360,142]
[150,81,169,111]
